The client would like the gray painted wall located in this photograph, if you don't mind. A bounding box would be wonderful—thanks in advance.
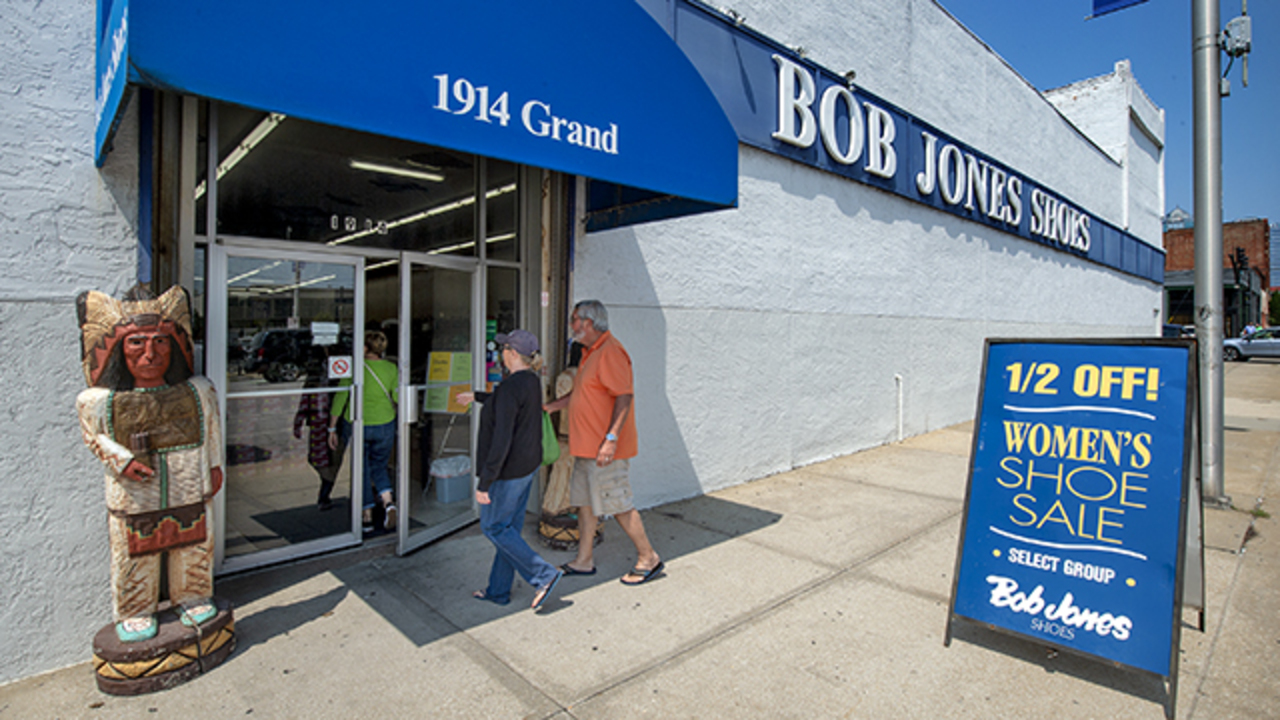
[0,0,140,685]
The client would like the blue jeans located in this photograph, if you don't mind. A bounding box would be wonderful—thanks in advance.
[480,470,559,603]
[362,421,395,509]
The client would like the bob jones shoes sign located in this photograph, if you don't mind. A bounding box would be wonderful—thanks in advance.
[770,55,1106,263]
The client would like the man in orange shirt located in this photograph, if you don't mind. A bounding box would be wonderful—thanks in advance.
[545,300,662,584]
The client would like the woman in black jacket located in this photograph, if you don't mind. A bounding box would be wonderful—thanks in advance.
[457,330,562,609]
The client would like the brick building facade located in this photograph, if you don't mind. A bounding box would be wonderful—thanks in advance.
[1163,218,1272,333]
[1163,218,1272,288]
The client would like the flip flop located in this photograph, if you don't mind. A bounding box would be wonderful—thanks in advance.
[559,563,597,576]
[620,561,664,586]
[472,590,510,606]
[531,570,564,610]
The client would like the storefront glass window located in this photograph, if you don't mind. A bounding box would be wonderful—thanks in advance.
[222,255,359,559]
[192,244,207,375]
[213,103,485,256]
[196,100,209,237]
[485,159,519,262]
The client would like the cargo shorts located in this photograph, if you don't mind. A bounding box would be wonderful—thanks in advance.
[568,458,634,517]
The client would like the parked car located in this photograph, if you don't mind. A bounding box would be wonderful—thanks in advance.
[244,329,312,382]
[1223,328,1280,361]
[244,327,356,382]
[1162,324,1195,339]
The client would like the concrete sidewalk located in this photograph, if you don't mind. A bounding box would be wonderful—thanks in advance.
[3,361,1278,719]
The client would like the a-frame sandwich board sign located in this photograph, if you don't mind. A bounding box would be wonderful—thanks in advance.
[946,338,1198,719]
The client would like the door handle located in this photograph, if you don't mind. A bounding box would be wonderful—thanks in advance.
[403,386,417,420]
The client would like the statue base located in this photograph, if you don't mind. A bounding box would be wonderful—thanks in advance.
[92,597,235,696]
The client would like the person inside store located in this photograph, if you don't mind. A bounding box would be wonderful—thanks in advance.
[457,329,563,609]
[543,300,663,585]
[329,330,398,533]
[294,345,344,511]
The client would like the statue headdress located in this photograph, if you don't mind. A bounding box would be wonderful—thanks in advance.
[76,286,195,387]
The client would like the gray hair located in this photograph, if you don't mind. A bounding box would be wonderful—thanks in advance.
[574,299,609,332]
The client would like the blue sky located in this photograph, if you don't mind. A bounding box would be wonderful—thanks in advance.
[938,0,1277,226]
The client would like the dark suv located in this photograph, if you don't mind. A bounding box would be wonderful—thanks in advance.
[244,329,313,382]
[244,328,355,382]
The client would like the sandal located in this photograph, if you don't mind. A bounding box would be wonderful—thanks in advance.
[472,590,510,606]
[531,570,564,610]
[620,561,664,586]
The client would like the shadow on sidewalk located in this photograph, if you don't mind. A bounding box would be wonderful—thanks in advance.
[313,494,782,645]
[229,586,349,655]
[949,620,1169,706]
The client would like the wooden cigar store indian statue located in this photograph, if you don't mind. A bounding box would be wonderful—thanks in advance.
[76,286,235,695]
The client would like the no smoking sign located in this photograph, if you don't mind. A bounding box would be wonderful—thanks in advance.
[328,355,353,379]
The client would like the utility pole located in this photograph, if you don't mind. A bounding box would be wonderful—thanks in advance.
[1194,0,1253,504]
[1192,0,1225,505]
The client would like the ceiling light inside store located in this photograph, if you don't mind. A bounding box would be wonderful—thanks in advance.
[365,259,399,271]
[228,260,284,285]
[427,232,516,256]
[195,113,287,200]
[261,274,338,295]
[350,160,444,183]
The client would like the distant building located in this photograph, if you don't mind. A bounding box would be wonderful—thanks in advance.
[1271,222,1280,291]
[1164,206,1192,231]
[1045,60,1166,243]
[1163,218,1271,333]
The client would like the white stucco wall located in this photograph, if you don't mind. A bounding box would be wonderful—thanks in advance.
[1045,60,1167,245]
[577,149,1161,509]
[579,0,1165,510]
[0,0,140,685]
[685,0,1137,241]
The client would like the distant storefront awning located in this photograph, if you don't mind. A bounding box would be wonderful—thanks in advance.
[95,0,738,207]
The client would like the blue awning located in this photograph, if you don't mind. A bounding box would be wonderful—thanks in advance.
[96,0,738,207]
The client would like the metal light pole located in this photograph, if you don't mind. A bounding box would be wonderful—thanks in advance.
[1192,0,1228,505]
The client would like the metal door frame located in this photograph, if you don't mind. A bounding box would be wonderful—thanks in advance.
[210,238,367,574]
[396,250,482,555]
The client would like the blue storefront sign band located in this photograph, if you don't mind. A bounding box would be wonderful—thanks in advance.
[94,0,737,205]
[948,340,1192,677]
[98,0,1160,284]
[667,1,1162,284]
[95,0,129,166]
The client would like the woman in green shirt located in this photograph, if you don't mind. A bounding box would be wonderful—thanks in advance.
[329,330,399,532]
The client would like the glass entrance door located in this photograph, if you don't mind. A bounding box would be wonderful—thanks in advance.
[397,256,479,554]
[212,246,363,572]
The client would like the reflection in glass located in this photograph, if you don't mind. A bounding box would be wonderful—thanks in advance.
[223,255,359,557]
[193,244,208,375]
[225,258,355,392]
[406,264,476,537]
[223,392,353,557]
